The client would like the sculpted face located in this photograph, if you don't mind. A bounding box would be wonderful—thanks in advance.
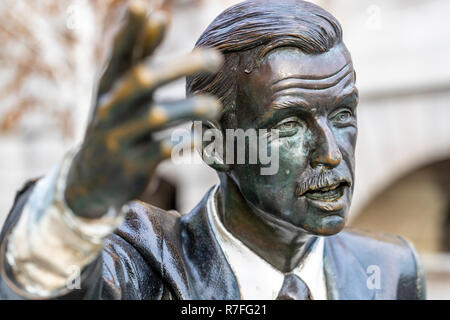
[228,44,358,236]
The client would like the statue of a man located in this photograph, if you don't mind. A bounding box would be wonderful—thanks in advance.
[0,0,425,299]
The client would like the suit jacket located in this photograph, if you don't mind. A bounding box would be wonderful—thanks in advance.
[0,181,426,300]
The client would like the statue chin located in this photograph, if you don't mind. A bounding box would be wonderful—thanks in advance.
[302,214,347,237]
[244,194,348,238]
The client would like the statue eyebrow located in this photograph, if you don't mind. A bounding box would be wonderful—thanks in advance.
[269,87,358,112]
[270,98,311,111]
[271,62,353,91]
[336,87,359,106]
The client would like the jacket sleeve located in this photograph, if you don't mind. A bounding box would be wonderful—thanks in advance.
[0,180,171,300]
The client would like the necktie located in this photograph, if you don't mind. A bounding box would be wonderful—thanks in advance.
[276,273,311,300]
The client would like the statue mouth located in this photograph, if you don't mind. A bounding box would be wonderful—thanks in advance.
[300,181,350,202]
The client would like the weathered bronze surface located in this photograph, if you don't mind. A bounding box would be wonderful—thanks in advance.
[0,0,426,299]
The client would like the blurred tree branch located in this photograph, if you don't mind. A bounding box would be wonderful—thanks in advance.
[0,1,169,138]
[0,0,206,138]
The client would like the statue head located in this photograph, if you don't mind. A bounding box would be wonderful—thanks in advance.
[187,0,358,236]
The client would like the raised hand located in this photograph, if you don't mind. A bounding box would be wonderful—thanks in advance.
[64,2,223,218]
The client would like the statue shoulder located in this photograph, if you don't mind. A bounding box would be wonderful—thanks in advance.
[334,228,426,299]
[338,227,415,249]
[116,200,181,240]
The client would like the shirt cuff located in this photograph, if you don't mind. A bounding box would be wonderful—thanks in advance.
[3,148,126,298]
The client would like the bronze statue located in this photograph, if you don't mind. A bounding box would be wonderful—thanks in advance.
[0,0,425,299]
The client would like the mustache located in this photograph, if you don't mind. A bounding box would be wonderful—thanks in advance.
[296,170,352,197]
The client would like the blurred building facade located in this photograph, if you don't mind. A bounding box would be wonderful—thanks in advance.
[0,0,449,298]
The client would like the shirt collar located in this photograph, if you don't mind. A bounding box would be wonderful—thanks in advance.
[206,184,327,300]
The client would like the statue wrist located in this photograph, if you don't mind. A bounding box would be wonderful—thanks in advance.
[2,148,127,298]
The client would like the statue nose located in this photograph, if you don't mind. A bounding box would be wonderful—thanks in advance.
[310,120,342,169]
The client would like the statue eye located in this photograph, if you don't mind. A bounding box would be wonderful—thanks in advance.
[330,108,354,125]
[273,118,303,137]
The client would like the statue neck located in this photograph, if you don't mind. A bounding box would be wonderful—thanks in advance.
[216,174,314,273]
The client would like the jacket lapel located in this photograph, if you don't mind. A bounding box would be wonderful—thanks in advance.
[179,188,241,300]
[180,188,376,300]
[323,235,375,300]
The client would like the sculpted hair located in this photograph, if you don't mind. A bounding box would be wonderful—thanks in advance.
[186,0,343,127]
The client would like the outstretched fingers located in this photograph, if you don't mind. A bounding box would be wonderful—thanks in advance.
[98,2,168,96]
[96,48,223,124]
[104,95,222,153]
[143,48,224,90]
[133,10,168,62]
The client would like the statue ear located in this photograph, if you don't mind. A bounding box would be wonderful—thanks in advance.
[195,121,230,172]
